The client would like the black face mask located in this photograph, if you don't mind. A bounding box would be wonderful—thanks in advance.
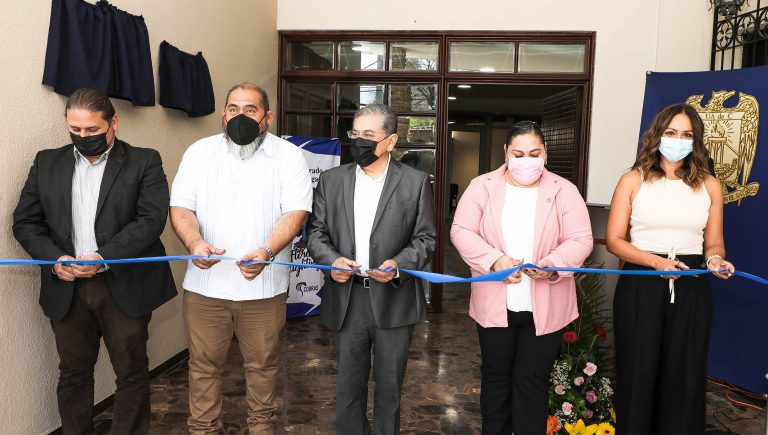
[226,114,262,145]
[70,124,112,157]
[350,137,382,168]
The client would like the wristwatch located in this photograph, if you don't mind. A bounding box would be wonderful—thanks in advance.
[260,245,275,262]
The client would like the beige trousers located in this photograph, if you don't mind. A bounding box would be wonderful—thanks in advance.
[183,290,286,435]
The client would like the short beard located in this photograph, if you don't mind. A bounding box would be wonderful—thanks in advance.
[223,116,267,160]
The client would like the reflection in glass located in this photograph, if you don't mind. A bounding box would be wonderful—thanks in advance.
[518,43,586,73]
[449,41,515,72]
[284,114,332,138]
[339,41,385,70]
[389,41,439,71]
[389,84,437,112]
[397,116,436,144]
[393,148,436,180]
[337,83,385,111]
[285,82,333,111]
[286,41,334,70]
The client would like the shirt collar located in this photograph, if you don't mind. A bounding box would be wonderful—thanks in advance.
[355,153,390,183]
[73,142,113,165]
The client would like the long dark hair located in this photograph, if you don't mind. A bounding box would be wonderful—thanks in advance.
[634,103,709,189]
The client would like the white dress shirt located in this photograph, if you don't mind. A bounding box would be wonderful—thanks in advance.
[501,184,538,312]
[170,133,312,301]
[71,146,112,262]
[353,156,390,275]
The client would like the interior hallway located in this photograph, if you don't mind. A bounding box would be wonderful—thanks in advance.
[90,238,765,434]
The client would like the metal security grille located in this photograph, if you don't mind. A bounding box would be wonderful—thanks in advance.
[541,87,579,183]
[712,1,768,70]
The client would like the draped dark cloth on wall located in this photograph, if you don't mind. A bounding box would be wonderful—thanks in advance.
[158,40,215,117]
[43,0,155,106]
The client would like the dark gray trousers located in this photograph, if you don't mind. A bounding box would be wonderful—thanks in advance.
[334,283,414,435]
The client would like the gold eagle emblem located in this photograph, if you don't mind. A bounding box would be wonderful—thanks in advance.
[685,91,760,205]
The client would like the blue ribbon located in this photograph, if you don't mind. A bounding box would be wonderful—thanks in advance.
[0,256,765,285]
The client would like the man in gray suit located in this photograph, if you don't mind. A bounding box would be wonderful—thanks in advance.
[308,103,437,434]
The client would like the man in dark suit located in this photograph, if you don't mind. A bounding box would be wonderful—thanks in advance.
[13,88,176,435]
[307,103,437,435]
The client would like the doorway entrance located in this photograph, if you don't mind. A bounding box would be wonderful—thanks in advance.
[277,31,595,311]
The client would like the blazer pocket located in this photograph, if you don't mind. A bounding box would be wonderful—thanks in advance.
[387,199,415,210]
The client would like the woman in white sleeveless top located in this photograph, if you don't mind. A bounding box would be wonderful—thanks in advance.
[606,103,735,434]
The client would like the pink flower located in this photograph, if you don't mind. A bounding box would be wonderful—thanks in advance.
[584,409,594,419]
[586,390,598,404]
[555,385,566,395]
[574,376,584,386]
[584,362,597,377]
[562,402,573,415]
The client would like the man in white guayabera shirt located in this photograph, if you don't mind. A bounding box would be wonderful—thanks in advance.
[170,83,312,435]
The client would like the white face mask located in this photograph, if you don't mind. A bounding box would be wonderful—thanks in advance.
[659,137,694,163]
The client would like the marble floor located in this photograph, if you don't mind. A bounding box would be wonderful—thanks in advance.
[93,238,766,434]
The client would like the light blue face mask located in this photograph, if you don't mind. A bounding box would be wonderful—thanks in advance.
[659,137,694,162]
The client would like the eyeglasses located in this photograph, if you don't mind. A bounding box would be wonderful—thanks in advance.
[347,130,386,140]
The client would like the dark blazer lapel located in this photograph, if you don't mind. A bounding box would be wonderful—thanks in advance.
[59,147,76,238]
[342,163,356,242]
[371,158,402,233]
[95,140,127,220]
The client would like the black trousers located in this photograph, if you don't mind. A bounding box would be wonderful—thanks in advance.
[50,275,152,435]
[476,310,563,435]
[334,283,414,435]
[613,255,712,435]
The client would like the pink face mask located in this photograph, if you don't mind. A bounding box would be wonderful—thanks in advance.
[507,157,545,185]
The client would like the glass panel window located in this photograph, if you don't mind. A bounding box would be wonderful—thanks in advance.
[389,84,437,112]
[284,114,333,138]
[389,41,439,71]
[286,41,334,71]
[397,116,436,144]
[518,43,585,73]
[337,83,385,111]
[393,148,436,180]
[339,41,386,71]
[285,82,333,111]
[449,41,516,72]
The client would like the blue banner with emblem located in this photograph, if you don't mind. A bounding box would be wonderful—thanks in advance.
[640,66,768,395]
[282,136,341,318]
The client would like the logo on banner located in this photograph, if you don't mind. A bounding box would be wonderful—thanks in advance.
[686,91,760,205]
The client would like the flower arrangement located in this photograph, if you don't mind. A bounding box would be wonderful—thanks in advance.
[547,263,616,435]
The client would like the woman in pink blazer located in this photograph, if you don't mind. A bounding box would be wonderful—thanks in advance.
[451,121,593,435]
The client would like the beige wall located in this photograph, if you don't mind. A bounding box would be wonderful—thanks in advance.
[0,1,277,433]
[277,0,713,204]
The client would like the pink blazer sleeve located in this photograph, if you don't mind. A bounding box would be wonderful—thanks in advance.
[450,179,505,274]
